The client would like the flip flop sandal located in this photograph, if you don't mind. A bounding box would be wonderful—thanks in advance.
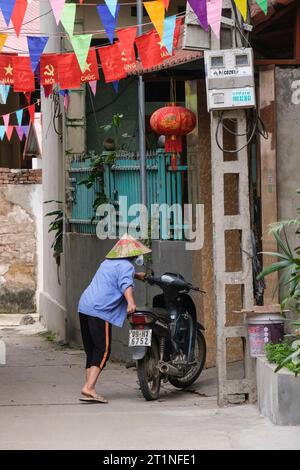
[79,394,108,404]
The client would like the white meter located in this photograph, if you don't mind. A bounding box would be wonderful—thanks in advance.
[204,48,256,112]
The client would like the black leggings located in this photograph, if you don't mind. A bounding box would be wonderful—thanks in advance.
[79,313,112,369]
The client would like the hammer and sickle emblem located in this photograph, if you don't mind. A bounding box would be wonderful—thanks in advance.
[44,64,54,76]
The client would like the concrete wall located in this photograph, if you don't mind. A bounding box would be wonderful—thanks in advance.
[0,169,42,313]
[39,1,67,341]
[257,357,300,426]
[65,233,192,361]
[276,67,300,250]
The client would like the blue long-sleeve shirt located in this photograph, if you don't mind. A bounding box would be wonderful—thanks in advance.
[78,259,135,327]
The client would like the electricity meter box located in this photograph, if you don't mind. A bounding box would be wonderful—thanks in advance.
[204,48,256,112]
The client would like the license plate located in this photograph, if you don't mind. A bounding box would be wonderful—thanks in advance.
[128,329,152,347]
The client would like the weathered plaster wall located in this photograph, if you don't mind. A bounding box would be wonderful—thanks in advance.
[276,67,300,250]
[0,169,42,313]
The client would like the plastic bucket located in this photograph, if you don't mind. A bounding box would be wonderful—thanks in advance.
[247,314,284,357]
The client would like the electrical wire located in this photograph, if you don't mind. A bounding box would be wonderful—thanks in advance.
[215,109,268,154]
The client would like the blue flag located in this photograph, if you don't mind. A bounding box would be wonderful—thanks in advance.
[0,125,5,140]
[162,15,176,55]
[16,109,23,126]
[97,4,120,44]
[27,36,49,72]
[0,0,16,25]
[104,0,118,18]
[22,125,29,137]
[0,84,10,104]
[112,80,119,93]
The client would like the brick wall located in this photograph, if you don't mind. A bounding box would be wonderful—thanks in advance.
[0,168,42,185]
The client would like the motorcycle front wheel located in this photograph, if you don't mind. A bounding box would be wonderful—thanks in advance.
[137,337,161,401]
[168,328,206,389]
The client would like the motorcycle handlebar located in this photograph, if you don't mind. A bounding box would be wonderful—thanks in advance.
[145,275,206,294]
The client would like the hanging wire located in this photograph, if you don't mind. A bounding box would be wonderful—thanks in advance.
[215,110,268,154]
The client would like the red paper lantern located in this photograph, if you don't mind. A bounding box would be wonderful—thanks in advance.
[150,104,196,170]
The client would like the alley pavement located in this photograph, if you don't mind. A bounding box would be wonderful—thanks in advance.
[0,321,300,450]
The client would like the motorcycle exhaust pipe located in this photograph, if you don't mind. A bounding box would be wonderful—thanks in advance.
[158,362,182,377]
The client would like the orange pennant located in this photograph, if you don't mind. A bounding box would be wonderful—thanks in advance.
[143,1,165,40]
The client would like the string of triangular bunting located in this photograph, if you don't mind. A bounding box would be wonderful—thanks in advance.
[0,1,269,96]
[0,100,36,142]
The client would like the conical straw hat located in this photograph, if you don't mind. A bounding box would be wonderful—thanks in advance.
[106,233,152,259]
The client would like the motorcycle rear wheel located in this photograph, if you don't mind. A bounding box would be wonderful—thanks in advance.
[168,329,206,389]
[137,338,161,401]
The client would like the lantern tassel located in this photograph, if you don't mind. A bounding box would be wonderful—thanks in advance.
[165,134,182,153]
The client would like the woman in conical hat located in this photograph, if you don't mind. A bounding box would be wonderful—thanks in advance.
[77,233,151,403]
[106,233,152,259]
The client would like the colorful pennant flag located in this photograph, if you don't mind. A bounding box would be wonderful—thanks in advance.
[0,55,14,85]
[0,0,16,25]
[0,33,8,52]
[89,80,97,96]
[6,126,14,141]
[188,0,208,31]
[162,15,176,55]
[22,125,29,137]
[135,29,165,69]
[104,0,118,18]
[50,0,66,25]
[12,56,35,92]
[207,0,223,39]
[70,34,92,73]
[97,4,120,44]
[80,48,99,83]
[11,0,28,37]
[234,0,248,21]
[40,54,59,85]
[3,113,9,127]
[112,80,119,93]
[16,126,24,141]
[43,84,54,98]
[27,36,49,72]
[0,84,10,104]
[144,1,165,40]
[28,104,35,123]
[0,125,5,140]
[117,26,137,73]
[161,0,170,9]
[60,3,76,36]
[255,0,268,15]
[16,109,23,126]
[98,44,127,83]
[57,53,82,89]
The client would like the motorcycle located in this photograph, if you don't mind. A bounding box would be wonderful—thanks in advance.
[127,272,206,401]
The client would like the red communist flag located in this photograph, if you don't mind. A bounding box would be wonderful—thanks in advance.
[135,29,165,70]
[40,54,59,86]
[117,26,137,74]
[98,44,127,83]
[12,56,35,92]
[135,17,182,69]
[57,53,82,89]
[57,50,99,89]
[0,54,16,85]
[80,48,99,84]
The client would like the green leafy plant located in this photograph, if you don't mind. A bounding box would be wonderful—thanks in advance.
[265,341,300,375]
[79,114,131,220]
[258,188,300,374]
[44,200,63,284]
